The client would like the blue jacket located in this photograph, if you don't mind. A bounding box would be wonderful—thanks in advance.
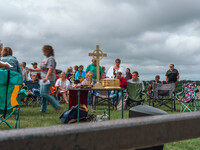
[75,70,85,80]
[0,55,22,75]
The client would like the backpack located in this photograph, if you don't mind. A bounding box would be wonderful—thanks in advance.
[60,104,88,124]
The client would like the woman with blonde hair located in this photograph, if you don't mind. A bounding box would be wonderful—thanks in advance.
[29,45,62,112]
[0,47,22,74]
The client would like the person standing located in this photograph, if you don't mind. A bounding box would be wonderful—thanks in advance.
[106,58,125,79]
[165,64,179,83]
[86,58,103,80]
[165,64,179,91]
[20,62,28,82]
[29,45,62,112]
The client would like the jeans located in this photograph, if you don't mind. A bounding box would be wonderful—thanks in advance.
[32,88,40,97]
[111,91,122,104]
[88,90,93,105]
[40,81,61,112]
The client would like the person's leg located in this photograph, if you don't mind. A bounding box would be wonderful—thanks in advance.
[40,81,61,111]
[88,90,93,105]
[117,91,122,104]
[32,88,40,97]
[40,85,48,112]
[61,92,68,104]
[111,90,117,105]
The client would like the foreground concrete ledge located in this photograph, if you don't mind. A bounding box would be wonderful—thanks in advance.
[0,111,200,149]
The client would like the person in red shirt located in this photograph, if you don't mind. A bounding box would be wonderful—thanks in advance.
[116,72,127,89]
[111,72,127,105]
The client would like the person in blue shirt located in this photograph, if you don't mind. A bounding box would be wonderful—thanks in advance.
[0,47,22,74]
[75,65,86,82]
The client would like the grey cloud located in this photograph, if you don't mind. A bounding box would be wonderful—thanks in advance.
[1,0,200,80]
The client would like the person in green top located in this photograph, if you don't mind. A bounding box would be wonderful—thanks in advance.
[85,58,103,79]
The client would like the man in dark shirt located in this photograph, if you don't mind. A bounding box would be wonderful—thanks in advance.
[165,64,179,83]
[166,64,179,91]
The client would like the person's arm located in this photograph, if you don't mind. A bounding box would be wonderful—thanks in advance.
[106,66,113,78]
[66,80,70,89]
[142,81,145,92]
[85,65,90,73]
[121,78,127,89]
[83,71,86,78]
[43,68,53,82]
[100,73,103,79]
[17,61,22,75]
[177,75,179,82]
[28,68,43,72]
[0,62,9,69]
[165,76,168,83]
[99,66,103,79]
[58,86,67,91]
[25,70,29,81]
[120,67,126,78]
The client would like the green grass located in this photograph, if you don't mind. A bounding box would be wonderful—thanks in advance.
[0,101,200,149]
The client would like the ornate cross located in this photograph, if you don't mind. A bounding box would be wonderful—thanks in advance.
[89,45,107,88]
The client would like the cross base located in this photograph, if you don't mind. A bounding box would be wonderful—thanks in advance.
[92,82,105,89]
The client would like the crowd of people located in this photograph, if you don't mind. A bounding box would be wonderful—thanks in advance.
[0,44,180,112]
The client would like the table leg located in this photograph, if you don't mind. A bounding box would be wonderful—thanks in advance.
[122,90,124,119]
[115,90,118,110]
[108,90,110,120]
[68,91,70,110]
[77,91,80,123]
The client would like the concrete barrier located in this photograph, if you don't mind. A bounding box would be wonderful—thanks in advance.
[0,111,200,150]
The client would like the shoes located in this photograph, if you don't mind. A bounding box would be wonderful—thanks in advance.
[56,106,63,113]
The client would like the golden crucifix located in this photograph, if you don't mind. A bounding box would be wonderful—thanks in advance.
[89,45,107,89]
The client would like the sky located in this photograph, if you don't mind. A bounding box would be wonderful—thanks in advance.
[1,0,200,81]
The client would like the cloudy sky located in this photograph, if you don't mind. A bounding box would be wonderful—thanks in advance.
[1,0,200,80]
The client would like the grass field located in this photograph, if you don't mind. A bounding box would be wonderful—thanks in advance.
[0,101,200,149]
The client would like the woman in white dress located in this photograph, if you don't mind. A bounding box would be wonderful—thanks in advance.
[106,58,125,78]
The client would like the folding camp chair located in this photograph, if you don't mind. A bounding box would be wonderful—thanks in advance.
[151,83,176,111]
[93,90,116,109]
[0,70,26,129]
[125,83,146,107]
[22,80,40,106]
[175,82,199,112]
